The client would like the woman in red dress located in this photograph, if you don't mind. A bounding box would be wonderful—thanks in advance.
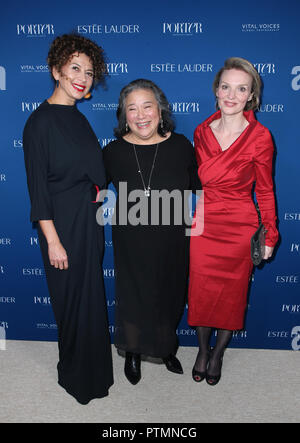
[188,57,278,385]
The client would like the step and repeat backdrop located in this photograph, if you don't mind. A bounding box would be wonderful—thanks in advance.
[1,0,299,350]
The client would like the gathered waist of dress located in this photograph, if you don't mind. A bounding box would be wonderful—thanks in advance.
[202,187,252,202]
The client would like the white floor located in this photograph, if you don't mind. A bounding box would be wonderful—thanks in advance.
[0,340,299,423]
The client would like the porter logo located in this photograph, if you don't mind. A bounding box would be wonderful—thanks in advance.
[34,296,51,305]
[17,24,54,36]
[163,22,203,35]
[98,138,116,147]
[103,268,115,278]
[291,243,300,253]
[21,102,42,112]
[253,63,276,75]
[105,63,128,75]
[169,102,200,114]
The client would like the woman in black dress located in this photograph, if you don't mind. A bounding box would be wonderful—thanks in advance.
[103,79,201,384]
[23,34,113,404]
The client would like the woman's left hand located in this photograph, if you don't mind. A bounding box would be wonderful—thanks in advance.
[263,245,274,260]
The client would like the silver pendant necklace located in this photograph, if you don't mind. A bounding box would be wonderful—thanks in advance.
[132,143,159,197]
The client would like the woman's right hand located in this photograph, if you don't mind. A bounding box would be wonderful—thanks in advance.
[48,241,69,270]
[38,220,69,270]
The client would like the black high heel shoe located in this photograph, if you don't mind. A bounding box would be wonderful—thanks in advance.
[192,350,209,383]
[124,352,141,385]
[192,367,206,383]
[206,352,223,386]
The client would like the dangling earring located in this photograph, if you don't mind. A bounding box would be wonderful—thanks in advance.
[125,123,129,132]
[84,92,92,99]
[160,118,163,129]
[56,80,59,88]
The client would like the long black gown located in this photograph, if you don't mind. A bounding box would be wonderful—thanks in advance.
[23,101,113,404]
[103,133,200,359]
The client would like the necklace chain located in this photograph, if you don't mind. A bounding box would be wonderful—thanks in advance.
[132,143,159,197]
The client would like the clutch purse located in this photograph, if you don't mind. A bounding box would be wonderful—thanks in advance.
[251,203,267,266]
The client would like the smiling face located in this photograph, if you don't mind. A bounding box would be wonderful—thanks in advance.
[125,88,161,143]
[52,52,94,105]
[216,68,253,116]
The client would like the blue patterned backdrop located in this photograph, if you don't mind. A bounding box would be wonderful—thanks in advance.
[1,0,299,350]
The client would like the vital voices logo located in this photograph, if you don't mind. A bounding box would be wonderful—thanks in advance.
[16,24,55,37]
[0,66,6,91]
[162,22,203,35]
[92,103,118,112]
[291,66,300,91]
[20,64,49,73]
[241,23,280,32]
[36,323,57,330]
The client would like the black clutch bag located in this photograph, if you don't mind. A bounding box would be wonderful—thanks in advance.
[251,203,267,266]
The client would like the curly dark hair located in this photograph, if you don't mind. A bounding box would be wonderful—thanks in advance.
[47,33,107,85]
[114,79,175,138]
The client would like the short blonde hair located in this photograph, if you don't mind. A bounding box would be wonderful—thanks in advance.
[213,57,262,111]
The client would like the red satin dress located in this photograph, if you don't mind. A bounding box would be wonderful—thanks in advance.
[188,110,278,330]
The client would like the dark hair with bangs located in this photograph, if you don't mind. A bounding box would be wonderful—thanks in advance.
[114,79,175,138]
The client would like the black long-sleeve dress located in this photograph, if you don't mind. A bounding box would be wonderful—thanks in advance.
[103,133,201,359]
[23,101,113,404]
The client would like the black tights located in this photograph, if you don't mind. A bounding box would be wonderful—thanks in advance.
[194,326,233,376]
